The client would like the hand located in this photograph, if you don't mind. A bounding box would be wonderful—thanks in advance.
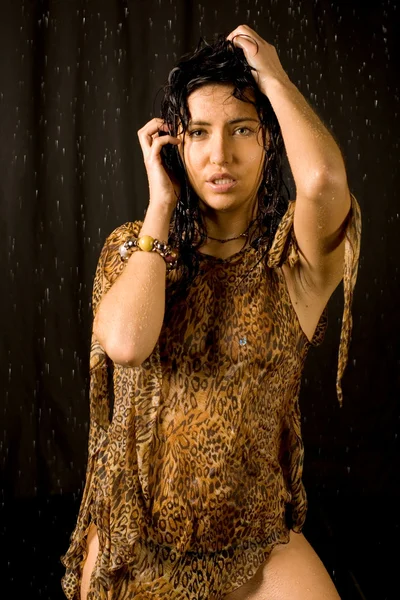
[226,25,291,95]
[137,118,182,209]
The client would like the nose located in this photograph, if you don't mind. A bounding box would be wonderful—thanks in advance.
[209,132,232,165]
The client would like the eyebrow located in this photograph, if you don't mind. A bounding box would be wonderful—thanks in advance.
[188,118,260,126]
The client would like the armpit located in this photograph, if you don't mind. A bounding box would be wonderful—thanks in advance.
[268,193,361,405]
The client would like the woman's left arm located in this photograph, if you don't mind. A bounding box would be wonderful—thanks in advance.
[228,25,351,289]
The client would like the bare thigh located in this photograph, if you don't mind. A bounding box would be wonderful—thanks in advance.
[80,523,111,600]
[82,527,339,600]
[223,531,341,600]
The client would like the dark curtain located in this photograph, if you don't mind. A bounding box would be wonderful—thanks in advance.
[1,0,398,598]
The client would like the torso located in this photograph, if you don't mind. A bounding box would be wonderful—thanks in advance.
[198,237,331,345]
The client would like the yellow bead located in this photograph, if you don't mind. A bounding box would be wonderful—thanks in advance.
[138,235,154,252]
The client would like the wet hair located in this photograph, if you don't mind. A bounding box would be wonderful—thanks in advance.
[159,33,290,282]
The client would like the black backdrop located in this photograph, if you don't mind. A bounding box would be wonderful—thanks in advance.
[1,0,399,598]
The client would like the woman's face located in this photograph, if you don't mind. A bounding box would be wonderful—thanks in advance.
[179,84,266,217]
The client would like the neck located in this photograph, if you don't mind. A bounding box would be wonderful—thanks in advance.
[201,202,256,242]
[198,204,258,259]
[206,220,251,243]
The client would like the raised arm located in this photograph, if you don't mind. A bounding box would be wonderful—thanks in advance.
[228,25,351,291]
[93,119,181,367]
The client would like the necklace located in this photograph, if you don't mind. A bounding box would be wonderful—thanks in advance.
[206,221,254,244]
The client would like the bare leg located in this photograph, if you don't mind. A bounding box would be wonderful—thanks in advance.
[80,523,100,600]
[224,531,341,600]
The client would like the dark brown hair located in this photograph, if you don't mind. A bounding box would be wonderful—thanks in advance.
[160,34,290,282]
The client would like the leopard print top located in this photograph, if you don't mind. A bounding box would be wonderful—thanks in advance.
[61,194,361,599]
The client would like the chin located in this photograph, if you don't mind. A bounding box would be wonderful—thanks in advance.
[200,197,239,213]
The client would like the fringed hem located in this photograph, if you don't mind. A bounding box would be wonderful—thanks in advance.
[61,526,291,600]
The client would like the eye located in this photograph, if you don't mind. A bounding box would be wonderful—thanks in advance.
[188,129,205,138]
[234,127,252,135]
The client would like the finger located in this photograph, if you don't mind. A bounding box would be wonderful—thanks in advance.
[137,118,167,141]
[137,119,169,153]
[149,128,174,145]
[240,24,258,35]
[157,122,170,132]
[150,125,176,144]
[229,24,258,36]
[230,34,260,59]
[138,117,164,132]
[143,135,181,164]
[148,135,181,159]
[227,27,258,54]
[227,24,251,40]
[232,33,258,48]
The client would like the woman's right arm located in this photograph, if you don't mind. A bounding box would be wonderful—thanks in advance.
[93,118,181,367]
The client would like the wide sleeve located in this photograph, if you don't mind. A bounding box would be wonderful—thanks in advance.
[61,220,143,595]
[267,193,362,406]
[88,220,143,440]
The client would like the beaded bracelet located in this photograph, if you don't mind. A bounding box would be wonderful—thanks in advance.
[119,235,178,270]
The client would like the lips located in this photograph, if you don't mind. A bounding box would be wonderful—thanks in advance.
[206,180,237,193]
[211,178,235,184]
[206,172,237,193]
[207,172,236,183]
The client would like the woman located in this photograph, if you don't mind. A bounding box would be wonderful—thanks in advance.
[62,25,361,600]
